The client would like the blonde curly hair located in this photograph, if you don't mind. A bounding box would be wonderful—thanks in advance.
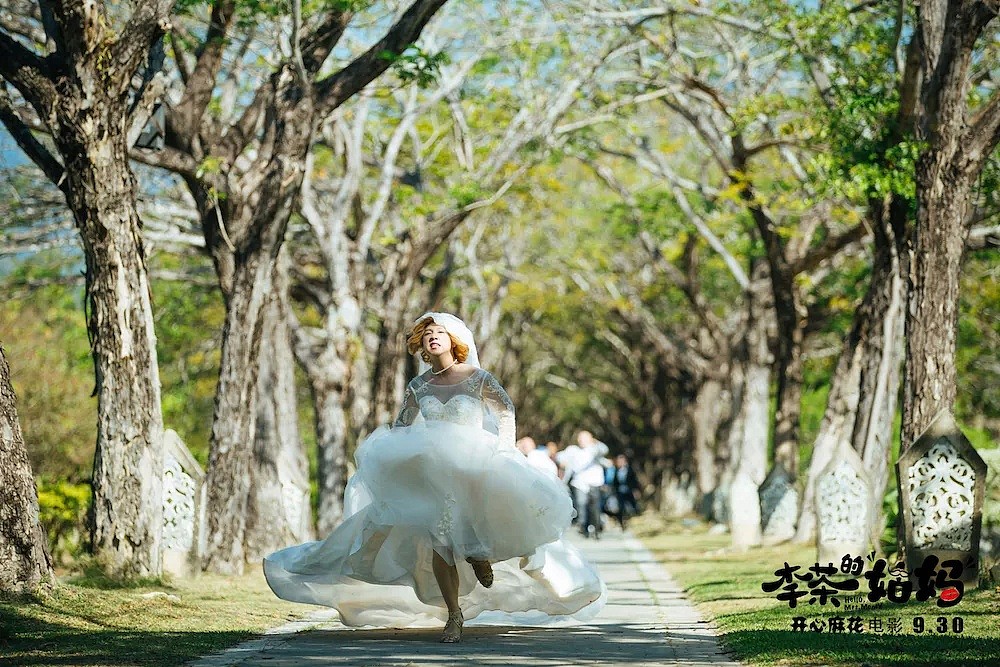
[406,316,470,363]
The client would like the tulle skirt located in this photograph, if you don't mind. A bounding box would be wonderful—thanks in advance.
[263,420,606,627]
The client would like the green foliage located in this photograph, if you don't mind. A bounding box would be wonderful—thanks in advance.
[980,450,1000,576]
[0,259,97,481]
[379,45,450,88]
[797,384,830,476]
[150,257,225,465]
[195,156,224,180]
[880,486,900,560]
[173,0,205,14]
[35,479,91,567]
[0,251,225,476]
[956,249,1000,438]
[448,181,487,208]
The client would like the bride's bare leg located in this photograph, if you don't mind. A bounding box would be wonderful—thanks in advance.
[462,480,493,588]
[432,550,462,642]
[432,550,460,611]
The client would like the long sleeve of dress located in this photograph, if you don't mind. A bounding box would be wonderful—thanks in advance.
[481,372,516,450]
[392,384,420,427]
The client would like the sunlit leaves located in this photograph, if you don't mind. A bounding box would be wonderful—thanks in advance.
[379,45,450,88]
[448,181,488,208]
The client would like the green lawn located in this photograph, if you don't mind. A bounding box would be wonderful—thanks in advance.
[0,569,322,667]
[633,513,1000,667]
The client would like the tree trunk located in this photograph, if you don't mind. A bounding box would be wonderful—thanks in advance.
[244,253,312,561]
[740,305,772,487]
[772,287,805,477]
[366,296,412,434]
[731,352,769,544]
[900,156,972,450]
[311,378,349,533]
[296,314,357,535]
[349,326,379,443]
[690,378,725,517]
[661,386,695,517]
[0,0,174,583]
[851,215,905,554]
[711,358,744,524]
[201,67,316,574]
[59,121,165,578]
[901,0,995,449]
[793,327,862,543]
[890,0,1000,571]
[857,277,904,555]
[729,277,771,549]
[203,257,271,573]
[0,347,55,594]
[637,359,668,511]
[648,425,668,513]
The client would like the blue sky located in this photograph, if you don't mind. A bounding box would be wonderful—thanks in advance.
[1,128,29,168]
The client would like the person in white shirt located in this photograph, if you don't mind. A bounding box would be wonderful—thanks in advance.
[557,431,608,538]
[518,436,560,478]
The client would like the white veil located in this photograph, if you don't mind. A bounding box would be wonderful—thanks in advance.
[412,312,480,374]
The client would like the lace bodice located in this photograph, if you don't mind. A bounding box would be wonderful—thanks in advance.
[392,368,516,449]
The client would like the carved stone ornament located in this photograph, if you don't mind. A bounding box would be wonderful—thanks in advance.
[161,429,206,577]
[281,481,310,540]
[816,439,871,565]
[759,462,798,542]
[897,411,987,586]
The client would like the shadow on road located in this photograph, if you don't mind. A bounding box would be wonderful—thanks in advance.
[245,621,735,666]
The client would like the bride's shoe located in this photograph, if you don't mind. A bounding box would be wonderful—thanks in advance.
[466,557,494,588]
[441,610,463,643]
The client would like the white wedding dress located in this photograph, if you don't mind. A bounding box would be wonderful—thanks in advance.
[263,368,606,627]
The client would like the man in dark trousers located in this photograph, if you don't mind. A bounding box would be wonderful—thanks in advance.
[558,431,609,538]
[605,453,641,531]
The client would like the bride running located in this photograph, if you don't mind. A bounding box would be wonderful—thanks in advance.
[264,312,605,642]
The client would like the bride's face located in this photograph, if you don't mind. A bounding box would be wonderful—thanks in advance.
[422,324,453,359]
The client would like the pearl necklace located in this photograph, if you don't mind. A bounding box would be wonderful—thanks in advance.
[432,360,457,375]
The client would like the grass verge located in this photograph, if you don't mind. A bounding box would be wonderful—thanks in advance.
[0,569,322,667]
[632,513,999,667]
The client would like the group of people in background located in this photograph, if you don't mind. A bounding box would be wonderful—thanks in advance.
[516,430,641,538]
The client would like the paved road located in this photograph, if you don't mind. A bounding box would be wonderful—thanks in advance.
[191,529,743,667]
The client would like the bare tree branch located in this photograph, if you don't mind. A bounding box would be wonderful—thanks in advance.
[130,145,202,179]
[0,27,54,104]
[791,223,869,274]
[126,73,168,147]
[584,3,791,41]
[969,90,1000,174]
[967,223,1000,249]
[0,85,64,188]
[170,0,237,148]
[0,7,47,47]
[315,0,450,116]
[300,10,353,73]
[108,0,177,95]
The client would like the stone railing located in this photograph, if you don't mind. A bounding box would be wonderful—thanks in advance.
[161,429,206,577]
